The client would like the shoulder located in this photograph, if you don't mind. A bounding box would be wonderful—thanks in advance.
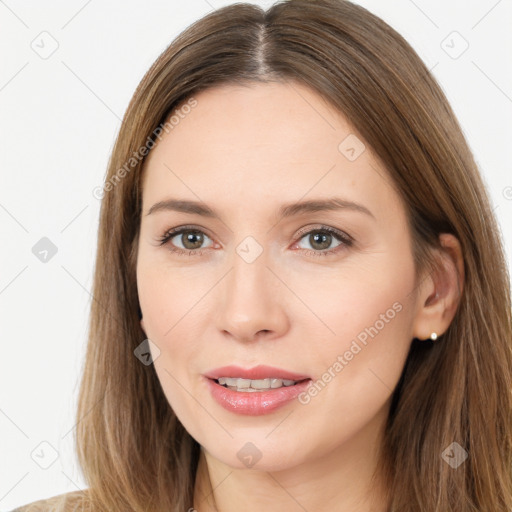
[11,490,91,512]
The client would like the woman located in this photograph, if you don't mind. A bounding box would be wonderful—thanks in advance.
[14,0,512,510]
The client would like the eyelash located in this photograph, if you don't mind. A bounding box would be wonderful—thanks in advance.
[157,224,353,257]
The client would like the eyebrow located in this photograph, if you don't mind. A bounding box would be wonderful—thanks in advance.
[146,197,375,220]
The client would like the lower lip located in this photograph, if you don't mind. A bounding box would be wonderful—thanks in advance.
[204,377,312,416]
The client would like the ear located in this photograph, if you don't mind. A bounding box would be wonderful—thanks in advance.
[412,233,464,341]
[140,317,146,334]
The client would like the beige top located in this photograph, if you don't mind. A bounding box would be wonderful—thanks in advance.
[11,490,88,512]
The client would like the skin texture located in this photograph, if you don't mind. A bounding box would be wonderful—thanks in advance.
[136,81,464,512]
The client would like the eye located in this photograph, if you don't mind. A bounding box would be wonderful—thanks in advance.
[157,225,214,255]
[293,225,353,257]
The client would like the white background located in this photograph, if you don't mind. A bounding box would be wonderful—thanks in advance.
[1,0,511,509]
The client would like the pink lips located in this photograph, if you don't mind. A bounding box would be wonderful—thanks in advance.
[203,365,312,416]
[204,364,311,381]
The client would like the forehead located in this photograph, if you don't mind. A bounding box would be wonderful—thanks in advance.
[152,81,354,163]
[141,81,399,222]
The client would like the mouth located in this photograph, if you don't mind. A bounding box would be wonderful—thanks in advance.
[203,365,312,415]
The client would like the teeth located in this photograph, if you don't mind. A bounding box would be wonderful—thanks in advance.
[216,377,299,391]
[236,378,251,389]
[271,378,283,388]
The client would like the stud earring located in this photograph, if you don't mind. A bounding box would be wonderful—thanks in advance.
[430,332,438,341]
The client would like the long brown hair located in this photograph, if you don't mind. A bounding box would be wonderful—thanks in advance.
[19,1,512,510]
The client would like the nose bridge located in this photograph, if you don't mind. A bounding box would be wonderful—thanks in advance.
[227,240,273,311]
[215,237,288,340]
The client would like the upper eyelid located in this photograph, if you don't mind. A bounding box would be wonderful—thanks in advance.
[295,225,352,242]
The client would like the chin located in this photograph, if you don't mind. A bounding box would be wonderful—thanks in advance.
[200,432,312,472]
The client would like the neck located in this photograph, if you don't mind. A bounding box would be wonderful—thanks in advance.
[193,400,391,512]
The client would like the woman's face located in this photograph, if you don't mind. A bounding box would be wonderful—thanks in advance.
[137,81,421,472]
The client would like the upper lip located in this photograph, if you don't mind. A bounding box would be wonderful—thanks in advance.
[204,365,311,381]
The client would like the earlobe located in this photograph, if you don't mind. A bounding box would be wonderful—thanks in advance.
[140,317,146,334]
[412,233,464,341]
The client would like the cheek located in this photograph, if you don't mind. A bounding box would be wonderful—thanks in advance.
[137,260,200,338]
[326,273,412,351]
[137,263,203,418]
[298,253,413,345]
[291,283,415,450]
[298,254,416,414]
[295,244,416,389]
[136,259,214,386]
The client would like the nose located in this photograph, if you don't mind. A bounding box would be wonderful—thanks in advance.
[215,250,290,344]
